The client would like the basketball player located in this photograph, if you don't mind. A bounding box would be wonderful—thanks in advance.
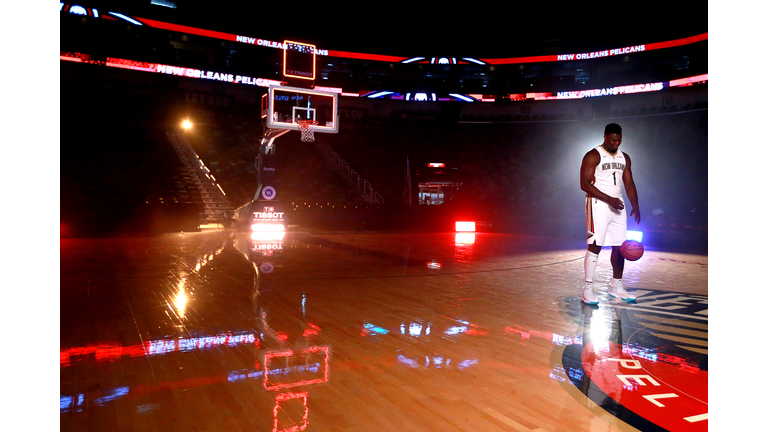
[580,123,641,305]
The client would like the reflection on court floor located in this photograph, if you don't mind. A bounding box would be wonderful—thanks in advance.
[60,230,707,431]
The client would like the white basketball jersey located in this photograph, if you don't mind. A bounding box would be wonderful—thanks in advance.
[590,146,626,198]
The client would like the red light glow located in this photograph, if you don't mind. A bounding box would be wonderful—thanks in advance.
[455,221,475,232]
[455,232,475,244]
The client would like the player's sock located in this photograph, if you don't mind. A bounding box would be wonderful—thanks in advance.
[584,251,598,283]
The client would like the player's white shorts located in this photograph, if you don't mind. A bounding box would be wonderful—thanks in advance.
[585,196,626,246]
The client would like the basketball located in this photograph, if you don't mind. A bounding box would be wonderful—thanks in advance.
[620,240,644,261]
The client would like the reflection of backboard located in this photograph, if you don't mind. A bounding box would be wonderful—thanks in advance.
[264,86,339,134]
[263,346,330,391]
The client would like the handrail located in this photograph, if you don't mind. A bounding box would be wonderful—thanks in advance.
[313,138,384,205]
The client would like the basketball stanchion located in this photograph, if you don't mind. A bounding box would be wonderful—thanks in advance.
[298,120,318,142]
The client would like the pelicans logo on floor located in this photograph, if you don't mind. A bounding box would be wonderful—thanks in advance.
[560,290,708,431]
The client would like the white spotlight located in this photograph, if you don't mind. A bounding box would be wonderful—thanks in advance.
[626,230,643,242]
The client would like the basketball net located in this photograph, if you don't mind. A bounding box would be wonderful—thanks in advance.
[298,120,318,142]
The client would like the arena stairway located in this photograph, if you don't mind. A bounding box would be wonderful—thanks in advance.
[312,136,384,205]
[167,132,234,224]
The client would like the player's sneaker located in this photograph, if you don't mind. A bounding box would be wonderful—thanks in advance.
[582,283,598,305]
[608,279,636,301]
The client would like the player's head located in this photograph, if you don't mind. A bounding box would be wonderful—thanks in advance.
[603,123,622,153]
[604,123,622,135]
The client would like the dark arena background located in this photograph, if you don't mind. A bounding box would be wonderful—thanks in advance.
[59,2,708,252]
[53,2,727,432]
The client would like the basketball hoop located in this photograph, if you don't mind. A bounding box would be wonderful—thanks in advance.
[298,120,318,142]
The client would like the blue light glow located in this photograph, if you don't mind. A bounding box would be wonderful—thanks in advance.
[405,93,436,101]
[151,0,177,8]
[449,94,474,102]
[108,12,143,25]
[94,387,130,406]
[397,355,420,368]
[363,323,389,335]
[457,359,478,370]
[69,5,87,15]
[626,230,643,242]
[445,326,467,335]
[228,369,264,382]
[367,91,393,99]
[60,396,74,411]
[409,323,423,336]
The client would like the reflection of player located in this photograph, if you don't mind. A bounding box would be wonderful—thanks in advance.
[579,123,641,304]
[247,241,310,351]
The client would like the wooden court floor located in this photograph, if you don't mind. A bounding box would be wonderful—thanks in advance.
[60,230,707,431]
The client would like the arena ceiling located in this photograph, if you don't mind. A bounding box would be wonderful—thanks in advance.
[69,1,709,59]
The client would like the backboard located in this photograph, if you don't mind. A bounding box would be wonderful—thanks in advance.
[264,85,339,134]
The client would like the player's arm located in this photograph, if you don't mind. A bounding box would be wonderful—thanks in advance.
[580,149,624,210]
[622,153,641,224]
